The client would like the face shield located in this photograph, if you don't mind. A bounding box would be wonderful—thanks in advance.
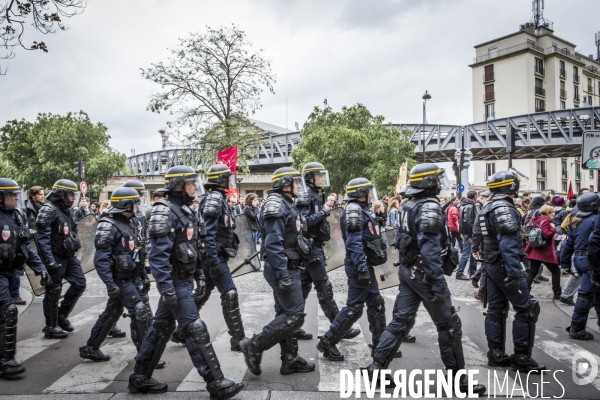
[183,175,205,198]
[438,170,451,191]
[228,174,237,190]
[291,176,307,197]
[313,170,330,188]
[70,191,82,208]
[137,189,150,211]
[3,189,24,210]
[368,186,379,204]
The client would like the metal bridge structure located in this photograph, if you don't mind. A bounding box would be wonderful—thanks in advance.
[127,107,600,176]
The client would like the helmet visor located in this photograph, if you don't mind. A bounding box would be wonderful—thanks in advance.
[71,191,82,208]
[3,189,24,210]
[369,186,379,204]
[184,176,205,198]
[313,170,330,188]
[439,170,451,191]
[228,174,237,190]
[292,176,307,197]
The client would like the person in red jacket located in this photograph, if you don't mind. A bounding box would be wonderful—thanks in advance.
[525,204,562,299]
[446,197,463,258]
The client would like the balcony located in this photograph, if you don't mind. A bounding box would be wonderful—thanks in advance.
[588,85,595,94]
[546,46,582,63]
[472,41,544,64]
[537,169,547,178]
[559,68,566,78]
[535,86,545,96]
[562,170,568,179]
[535,105,546,112]
[574,93,580,102]
[574,73,580,83]
[484,92,495,102]
[535,65,545,76]
[484,112,495,120]
[560,89,567,98]
[483,72,494,83]
[585,65,600,77]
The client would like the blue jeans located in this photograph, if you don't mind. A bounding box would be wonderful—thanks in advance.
[9,268,24,298]
[456,234,476,277]
[251,229,261,248]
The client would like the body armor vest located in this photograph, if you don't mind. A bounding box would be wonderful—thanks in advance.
[48,203,81,258]
[478,202,501,263]
[282,196,306,264]
[170,201,199,274]
[305,188,330,243]
[0,209,29,270]
[342,203,387,266]
[397,198,430,267]
[105,216,143,280]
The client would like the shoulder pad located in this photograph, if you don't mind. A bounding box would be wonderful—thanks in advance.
[95,219,117,249]
[36,204,56,229]
[263,193,284,219]
[419,200,444,234]
[344,202,363,231]
[295,190,310,206]
[148,202,173,237]
[202,191,223,218]
[491,200,518,234]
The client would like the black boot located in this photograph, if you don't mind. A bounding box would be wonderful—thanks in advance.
[457,371,486,395]
[43,325,68,339]
[79,345,110,362]
[57,314,74,332]
[296,328,313,340]
[487,348,511,367]
[343,327,361,340]
[128,374,168,394]
[0,358,25,378]
[170,329,185,344]
[230,336,246,352]
[365,362,396,388]
[370,343,402,359]
[403,334,416,343]
[280,354,315,375]
[239,337,263,376]
[510,347,546,373]
[567,326,594,340]
[206,376,245,400]
[108,325,126,338]
[316,337,344,361]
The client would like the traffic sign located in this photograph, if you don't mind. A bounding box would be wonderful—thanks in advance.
[80,181,88,195]
[582,130,600,169]
[458,184,465,193]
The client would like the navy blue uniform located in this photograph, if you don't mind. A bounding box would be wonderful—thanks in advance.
[566,213,600,334]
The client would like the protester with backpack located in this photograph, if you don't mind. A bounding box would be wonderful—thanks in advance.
[523,196,549,283]
[456,191,477,280]
[524,205,562,299]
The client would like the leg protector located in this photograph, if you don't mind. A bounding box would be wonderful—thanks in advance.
[256,313,305,352]
[91,304,124,350]
[0,304,18,360]
[315,280,339,322]
[368,295,387,347]
[186,318,225,382]
[45,286,62,328]
[301,280,312,302]
[324,304,363,346]
[139,291,154,328]
[514,300,540,357]
[131,301,150,351]
[445,308,465,370]
[135,320,176,379]
[221,289,246,347]
[378,314,415,368]
[59,284,86,320]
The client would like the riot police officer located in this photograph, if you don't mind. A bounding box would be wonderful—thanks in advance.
[195,164,246,352]
[566,193,600,339]
[295,162,360,340]
[0,178,48,378]
[317,178,398,362]
[128,166,244,398]
[365,164,485,395]
[36,179,86,339]
[79,187,164,368]
[240,167,315,376]
[475,170,545,372]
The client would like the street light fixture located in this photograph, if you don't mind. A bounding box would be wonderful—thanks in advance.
[422,90,431,163]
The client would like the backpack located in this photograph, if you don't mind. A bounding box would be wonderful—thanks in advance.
[523,210,535,237]
[527,219,546,248]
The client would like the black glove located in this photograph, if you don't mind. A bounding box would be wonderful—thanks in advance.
[591,270,600,286]
[47,261,61,271]
[209,261,221,278]
[162,287,178,310]
[40,271,49,287]
[141,278,151,294]
[278,275,292,294]
[194,276,207,304]
[321,206,331,217]
[504,277,520,292]
[431,291,446,305]
[357,269,371,286]
[107,286,120,299]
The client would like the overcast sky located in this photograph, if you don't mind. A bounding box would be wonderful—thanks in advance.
[2,0,599,158]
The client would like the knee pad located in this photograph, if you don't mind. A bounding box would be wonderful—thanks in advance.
[385,314,415,336]
[376,295,385,313]
[347,303,364,320]
[134,301,149,325]
[286,313,305,332]
[315,279,334,298]
[186,318,210,344]
[154,320,176,340]
[47,285,62,300]
[4,303,18,324]
[221,289,239,306]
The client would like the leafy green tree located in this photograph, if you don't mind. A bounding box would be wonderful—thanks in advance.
[292,104,416,195]
[0,111,126,198]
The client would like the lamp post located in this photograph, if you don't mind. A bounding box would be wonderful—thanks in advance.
[422,90,431,163]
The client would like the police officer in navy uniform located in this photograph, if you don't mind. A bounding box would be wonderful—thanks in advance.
[240,167,316,376]
[475,170,545,372]
[295,162,360,340]
[128,165,244,398]
[567,193,600,339]
[0,178,48,378]
[195,164,246,352]
[365,164,485,395]
[79,187,164,368]
[36,179,86,339]
[317,178,398,362]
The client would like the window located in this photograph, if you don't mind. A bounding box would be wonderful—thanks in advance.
[559,60,566,78]
[562,181,568,192]
[591,185,595,192]
[535,58,544,75]
[588,77,594,94]
[485,103,495,119]
[576,163,581,180]
[484,64,494,82]
[590,169,595,178]
[560,80,566,98]
[485,84,494,102]
[537,160,546,177]
[535,78,545,96]
[574,85,580,102]
[486,162,495,178]
[535,98,545,112]
[574,66,579,82]
[561,160,568,178]
[577,182,581,192]
[537,181,546,191]
[560,101,566,109]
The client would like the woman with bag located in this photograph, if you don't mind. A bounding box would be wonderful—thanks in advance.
[387,199,400,229]
[243,193,261,248]
[525,204,562,299]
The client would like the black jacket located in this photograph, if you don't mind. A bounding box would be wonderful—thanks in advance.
[458,198,476,235]
[243,205,260,231]
[74,206,93,221]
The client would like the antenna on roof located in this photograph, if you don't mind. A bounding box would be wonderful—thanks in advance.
[596,31,600,62]
[528,0,553,33]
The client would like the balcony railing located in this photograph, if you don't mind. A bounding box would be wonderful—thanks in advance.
[588,85,595,94]
[562,170,568,179]
[559,68,566,78]
[576,172,581,180]
[574,93,580,102]
[546,46,582,63]
[585,65,600,77]
[560,89,567,98]
[535,105,546,112]
[484,92,495,102]
[535,86,545,96]
[473,41,544,64]
[537,169,547,178]
[484,112,495,120]
[574,73,580,83]
[483,72,494,83]
[535,65,545,76]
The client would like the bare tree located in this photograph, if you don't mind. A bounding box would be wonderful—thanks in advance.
[0,0,86,73]
[141,25,276,167]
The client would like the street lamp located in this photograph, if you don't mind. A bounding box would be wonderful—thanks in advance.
[422,90,431,163]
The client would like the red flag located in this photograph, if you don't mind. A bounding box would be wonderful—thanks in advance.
[567,181,573,199]
[217,146,238,177]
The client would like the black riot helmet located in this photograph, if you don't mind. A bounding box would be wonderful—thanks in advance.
[345,177,378,203]
[205,164,236,191]
[406,163,449,196]
[164,165,204,202]
[576,192,600,217]
[107,187,139,215]
[0,178,24,210]
[47,179,80,208]
[271,167,305,197]
[302,162,330,189]
[122,180,149,211]
[487,170,520,195]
